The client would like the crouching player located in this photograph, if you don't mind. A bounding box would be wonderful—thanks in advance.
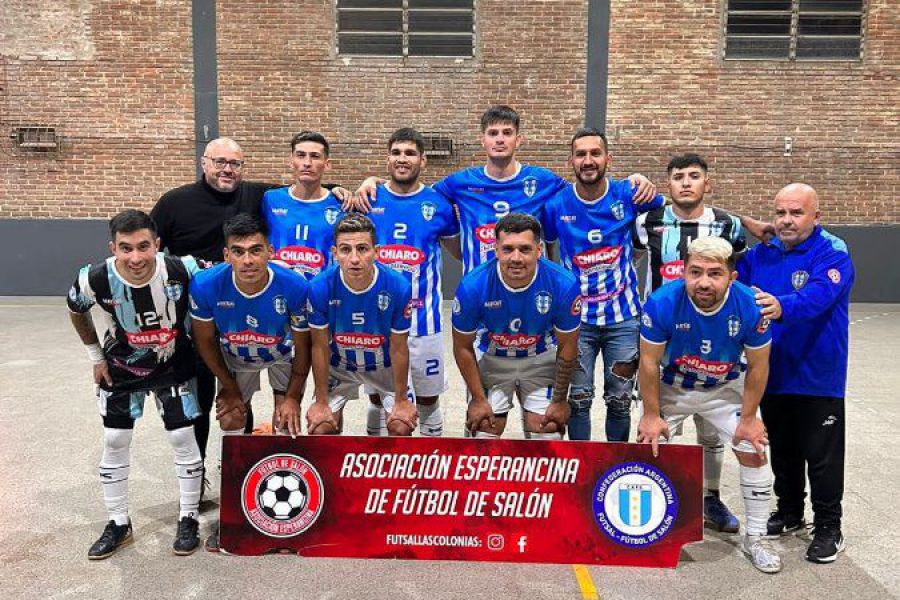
[68,209,203,558]
[189,214,310,439]
[305,214,418,435]
[452,213,582,439]
[636,237,781,573]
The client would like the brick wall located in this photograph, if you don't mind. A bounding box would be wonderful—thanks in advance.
[1,0,897,224]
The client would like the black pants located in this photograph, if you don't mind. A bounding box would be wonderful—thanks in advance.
[760,393,845,529]
[193,352,253,462]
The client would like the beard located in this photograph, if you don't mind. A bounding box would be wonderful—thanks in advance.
[574,167,606,186]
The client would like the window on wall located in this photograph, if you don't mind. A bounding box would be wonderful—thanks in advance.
[725,0,865,60]
[337,0,475,57]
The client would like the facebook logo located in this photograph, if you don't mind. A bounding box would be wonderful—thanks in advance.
[517,536,528,553]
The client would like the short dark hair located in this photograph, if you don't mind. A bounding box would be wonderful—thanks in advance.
[495,212,542,243]
[570,127,608,152]
[109,209,157,240]
[291,130,330,157]
[388,127,425,154]
[480,105,520,132]
[223,213,268,243]
[667,153,708,174]
[333,213,376,245]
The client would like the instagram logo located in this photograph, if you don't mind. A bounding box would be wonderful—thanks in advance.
[487,534,505,551]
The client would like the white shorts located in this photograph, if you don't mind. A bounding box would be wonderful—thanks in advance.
[329,365,415,414]
[473,352,556,416]
[221,351,292,403]
[363,333,447,399]
[655,378,756,453]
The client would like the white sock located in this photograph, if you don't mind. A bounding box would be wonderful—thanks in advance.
[525,431,562,440]
[739,463,773,536]
[366,402,387,436]
[474,431,499,439]
[417,402,443,437]
[168,426,203,520]
[99,427,133,526]
[703,444,725,495]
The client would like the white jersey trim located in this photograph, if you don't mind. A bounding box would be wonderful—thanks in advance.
[744,340,772,350]
[688,287,732,317]
[639,334,667,346]
[288,187,331,203]
[497,262,539,294]
[482,162,522,182]
[109,254,163,289]
[339,266,379,295]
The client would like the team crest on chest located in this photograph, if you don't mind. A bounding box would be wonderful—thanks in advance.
[610,200,625,221]
[727,315,741,338]
[324,207,341,225]
[377,292,391,312]
[523,176,538,198]
[164,280,183,301]
[792,270,809,290]
[535,291,552,315]
[273,295,288,315]
[421,201,437,221]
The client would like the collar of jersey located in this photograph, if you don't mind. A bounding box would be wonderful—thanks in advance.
[772,225,820,254]
[687,285,732,317]
[288,186,330,203]
[384,182,425,197]
[497,261,539,293]
[108,253,163,289]
[664,203,711,223]
[231,266,274,299]
[572,179,610,205]
[482,162,522,182]
[340,264,379,295]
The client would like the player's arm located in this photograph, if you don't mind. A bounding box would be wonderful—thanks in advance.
[306,325,338,434]
[636,337,670,456]
[387,331,417,432]
[69,310,112,387]
[754,251,853,323]
[453,328,495,432]
[191,317,246,420]
[541,327,579,432]
[440,236,462,261]
[733,344,771,457]
[626,173,657,204]
[349,176,388,212]
[277,328,310,438]
[734,212,774,244]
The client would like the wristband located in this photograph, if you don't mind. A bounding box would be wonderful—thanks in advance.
[86,343,105,363]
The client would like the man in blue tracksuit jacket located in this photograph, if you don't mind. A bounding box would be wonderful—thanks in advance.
[738,183,854,565]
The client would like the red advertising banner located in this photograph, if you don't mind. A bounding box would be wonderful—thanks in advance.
[219,436,703,567]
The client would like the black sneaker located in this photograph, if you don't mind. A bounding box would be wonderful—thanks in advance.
[88,520,133,560]
[806,527,845,563]
[173,516,200,555]
[764,510,805,539]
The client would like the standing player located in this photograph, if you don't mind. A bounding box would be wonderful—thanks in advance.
[262,131,346,280]
[452,213,582,439]
[363,128,460,437]
[68,209,203,558]
[190,214,310,440]
[305,214,417,436]
[543,128,665,442]
[637,237,781,573]
[633,153,773,533]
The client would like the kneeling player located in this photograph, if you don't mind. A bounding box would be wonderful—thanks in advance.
[68,210,203,558]
[305,214,417,436]
[190,214,310,439]
[637,237,781,573]
[452,213,581,439]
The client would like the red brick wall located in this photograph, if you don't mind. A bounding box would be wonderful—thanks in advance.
[1,1,897,223]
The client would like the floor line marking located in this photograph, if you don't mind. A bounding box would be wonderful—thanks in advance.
[572,564,599,600]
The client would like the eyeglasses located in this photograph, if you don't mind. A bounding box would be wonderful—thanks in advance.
[203,156,245,170]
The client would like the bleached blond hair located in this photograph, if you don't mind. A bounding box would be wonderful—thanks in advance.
[687,236,734,269]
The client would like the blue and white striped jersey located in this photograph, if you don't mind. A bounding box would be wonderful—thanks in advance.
[307,263,412,371]
[640,279,771,389]
[452,258,582,358]
[189,262,309,365]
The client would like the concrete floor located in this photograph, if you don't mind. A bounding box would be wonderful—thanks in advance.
[0,298,897,600]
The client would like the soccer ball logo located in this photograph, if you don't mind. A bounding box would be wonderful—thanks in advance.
[259,471,308,520]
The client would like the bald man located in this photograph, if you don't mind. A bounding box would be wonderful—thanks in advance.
[738,183,854,564]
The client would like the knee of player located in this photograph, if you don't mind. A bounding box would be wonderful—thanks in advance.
[568,390,593,411]
[734,450,767,468]
[610,357,639,380]
[387,421,414,437]
[604,393,633,416]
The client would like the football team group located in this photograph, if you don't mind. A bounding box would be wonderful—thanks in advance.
[67,105,853,573]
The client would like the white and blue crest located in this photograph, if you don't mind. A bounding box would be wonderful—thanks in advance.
[535,291,552,315]
[324,207,341,226]
[618,483,652,527]
[523,176,538,198]
[164,280,183,301]
[421,201,437,222]
[377,291,391,312]
[792,270,809,290]
[727,315,741,338]
[610,200,625,221]
[273,295,288,315]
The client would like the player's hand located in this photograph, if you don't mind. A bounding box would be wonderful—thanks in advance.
[352,177,385,212]
[752,288,783,320]
[743,218,776,245]
[215,386,246,420]
[92,360,113,387]
[540,401,571,433]
[466,399,496,434]
[387,399,418,432]
[331,186,351,206]
[274,395,302,438]
[733,415,768,457]
[306,401,338,435]
[628,174,657,204]
[636,413,670,457]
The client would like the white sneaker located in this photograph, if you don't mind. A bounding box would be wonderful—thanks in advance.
[742,534,783,574]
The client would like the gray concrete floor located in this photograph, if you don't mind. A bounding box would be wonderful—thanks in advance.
[0,298,897,600]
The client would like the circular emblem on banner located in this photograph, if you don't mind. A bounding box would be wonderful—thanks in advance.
[592,461,678,547]
[242,454,324,538]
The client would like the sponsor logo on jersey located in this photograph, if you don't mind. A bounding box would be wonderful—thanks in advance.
[403,301,413,320]
[675,322,691,331]
[466,187,485,193]
[226,330,283,347]
[592,461,679,547]
[101,297,121,307]
[561,215,577,223]
[409,298,425,309]
[377,245,426,272]
[727,315,741,338]
[474,224,497,244]
[660,260,684,280]
[828,268,841,284]
[523,176,538,198]
[489,332,541,349]
[275,246,326,275]
[333,332,385,350]
[126,327,178,348]
[324,207,341,225]
[610,200,625,221]
[270,208,288,217]
[571,296,583,316]
[217,301,235,309]
[756,317,770,333]
[573,246,622,273]
[246,315,259,328]
[484,300,503,309]
[535,292,552,315]
[369,207,386,215]
[792,270,809,290]
[641,313,652,328]
[377,292,391,312]
[241,454,324,538]
[328,299,341,306]
[273,295,287,315]
[583,282,626,304]
[674,355,734,378]
[421,201,437,221]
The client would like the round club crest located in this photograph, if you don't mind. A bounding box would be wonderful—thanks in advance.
[273,295,288,315]
[535,291,552,315]
[324,207,341,226]
[421,201,437,221]
[522,176,538,198]
[377,291,391,312]
[241,454,324,538]
[610,200,625,221]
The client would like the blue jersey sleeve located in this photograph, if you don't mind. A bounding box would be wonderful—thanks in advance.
[553,277,582,333]
[451,280,480,334]
[736,250,754,285]
[639,293,670,344]
[287,276,310,332]
[391,279,413,334]
[744,312,773,349]
[432,176,455,205]
[542,198,559,243]
[306,277,329,329]
[778,240,854,325]
[188,275,214,321]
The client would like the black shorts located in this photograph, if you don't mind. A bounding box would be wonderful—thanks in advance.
[97,379,201,430]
